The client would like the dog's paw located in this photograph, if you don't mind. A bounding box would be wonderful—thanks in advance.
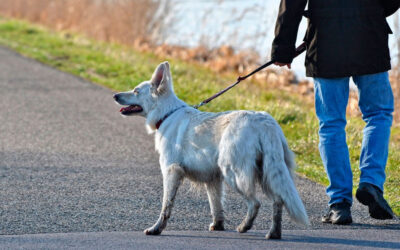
[209,221,224,231]
[266,230,281,240]
[144,226,162,236]
[236,223,251,233]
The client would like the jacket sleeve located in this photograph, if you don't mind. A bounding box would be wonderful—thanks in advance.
[271,0,308,63]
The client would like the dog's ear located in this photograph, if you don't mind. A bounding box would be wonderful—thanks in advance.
[151,61,172,95]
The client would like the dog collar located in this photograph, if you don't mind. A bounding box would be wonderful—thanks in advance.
[155,106,186,130]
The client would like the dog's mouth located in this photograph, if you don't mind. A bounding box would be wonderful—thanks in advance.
[119,105,143,115]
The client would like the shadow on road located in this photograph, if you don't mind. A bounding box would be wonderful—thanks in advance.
[160,230,400,249]
[350,222,400,230]
[285,235,400,249]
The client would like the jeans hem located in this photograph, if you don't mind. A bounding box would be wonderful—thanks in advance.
[358,179,383,192]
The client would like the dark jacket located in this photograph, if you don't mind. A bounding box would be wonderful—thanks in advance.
[271,0,400,78]
[382,0,400,17]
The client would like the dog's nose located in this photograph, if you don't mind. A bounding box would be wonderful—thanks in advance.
[113,94,119,101]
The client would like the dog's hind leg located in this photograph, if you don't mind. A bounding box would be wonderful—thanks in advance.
[236,193,261,233]
[232,171,260,233]
[220,165,260,233]
[144,164,184,235]
[266,199,283,240]
[206,179,225,231]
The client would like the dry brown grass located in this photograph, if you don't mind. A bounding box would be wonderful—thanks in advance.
[0,0,261,74]
[0,0,158,45]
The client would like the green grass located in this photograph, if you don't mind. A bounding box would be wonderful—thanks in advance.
[0,18,399,215]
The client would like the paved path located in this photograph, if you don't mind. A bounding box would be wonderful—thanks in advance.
[0,46,399,248]
[1,230,400,250]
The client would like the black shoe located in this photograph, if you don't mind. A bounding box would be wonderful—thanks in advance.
[356,182,394,220]
[322,201,353,225]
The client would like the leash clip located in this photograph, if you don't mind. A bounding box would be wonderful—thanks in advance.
[192,102,204,109]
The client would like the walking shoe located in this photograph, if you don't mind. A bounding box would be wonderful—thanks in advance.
[356,182,394,220]
[322,201,352,225]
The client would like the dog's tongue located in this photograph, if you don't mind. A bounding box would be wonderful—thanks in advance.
[120,105,141,113]
[120,107,128,112]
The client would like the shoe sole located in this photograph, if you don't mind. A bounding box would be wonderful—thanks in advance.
[321,217,352,225]
[356,189,394,220]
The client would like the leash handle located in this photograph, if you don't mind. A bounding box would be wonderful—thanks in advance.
[193,42,307,109]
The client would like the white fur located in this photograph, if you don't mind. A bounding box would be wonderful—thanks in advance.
[114,62,309,239]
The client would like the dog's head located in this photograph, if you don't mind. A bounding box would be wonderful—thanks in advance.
[113,61,174,118]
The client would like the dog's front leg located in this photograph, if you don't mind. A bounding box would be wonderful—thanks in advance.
[144,164,184,235]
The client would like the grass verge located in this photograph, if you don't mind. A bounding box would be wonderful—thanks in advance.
[0,18,399,215]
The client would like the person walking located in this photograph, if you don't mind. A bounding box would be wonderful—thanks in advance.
[272,0,400,224]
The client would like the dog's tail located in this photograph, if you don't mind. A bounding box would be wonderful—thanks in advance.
[261,130,309,226]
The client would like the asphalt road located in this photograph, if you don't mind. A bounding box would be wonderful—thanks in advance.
[0,46,399,248]
[2,230,400,250]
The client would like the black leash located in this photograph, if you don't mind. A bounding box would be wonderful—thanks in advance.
[192,42,307,109]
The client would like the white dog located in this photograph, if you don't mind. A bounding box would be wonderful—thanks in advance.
[114,62,309,239]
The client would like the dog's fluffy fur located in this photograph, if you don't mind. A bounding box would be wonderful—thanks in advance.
[114,62,309,239]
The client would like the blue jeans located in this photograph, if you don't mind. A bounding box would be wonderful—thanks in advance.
[314,72,394,206]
